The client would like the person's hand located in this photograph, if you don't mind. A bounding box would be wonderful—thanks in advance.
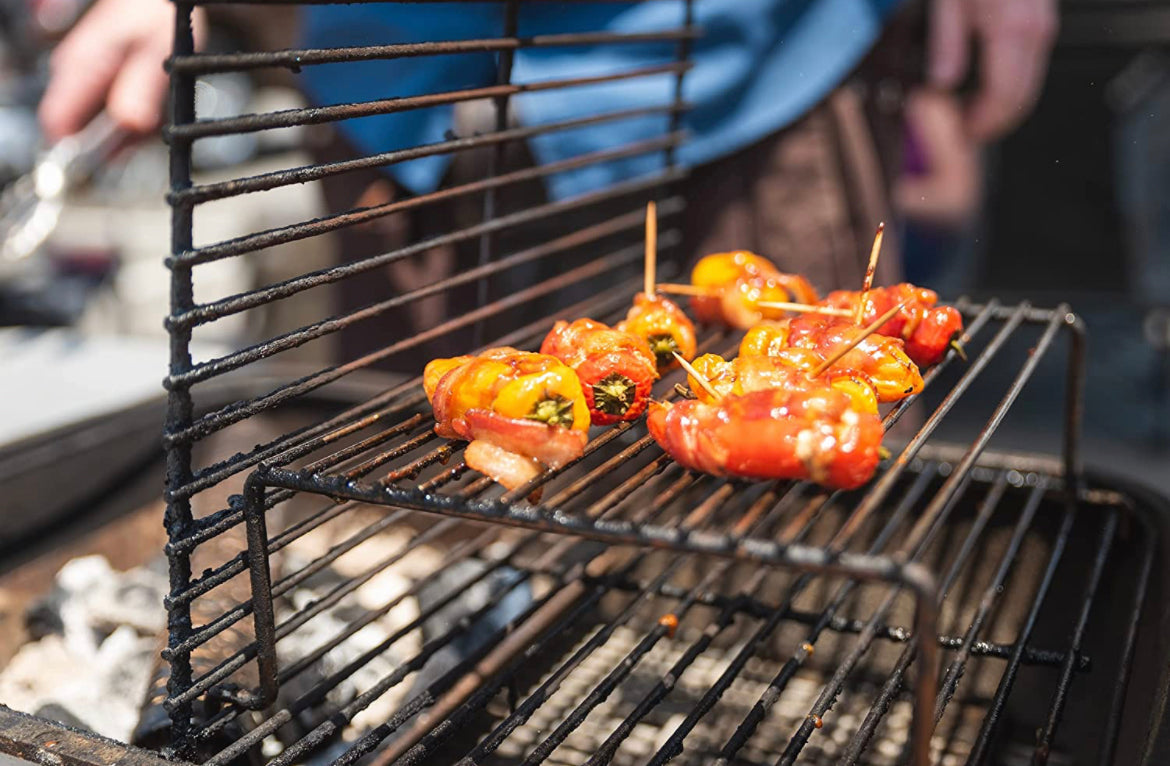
[38,0,206,142]
[896,90,981,227]
[929,0,1058,142]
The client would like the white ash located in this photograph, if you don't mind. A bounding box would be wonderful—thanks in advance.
[0,555,166,741]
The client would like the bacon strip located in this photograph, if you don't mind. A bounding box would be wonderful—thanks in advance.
[462,409,588,470]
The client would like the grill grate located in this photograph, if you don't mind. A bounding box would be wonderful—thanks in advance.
[149,3,1161,766]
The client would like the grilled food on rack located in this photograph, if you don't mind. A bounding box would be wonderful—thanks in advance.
[686,352,880,415]
[689,251,820,329]
[423,347,589,489]
[740,314,924,402]
[818,283,963,367]
[615,292,697,371]
[647,387,883,488]
[540,318,659,425]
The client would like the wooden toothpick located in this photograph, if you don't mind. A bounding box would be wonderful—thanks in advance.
[644,201,657,297]
[672,351,720,400]
[756,301,854,318]
[656,283,712,297]
[855,221,885,324]
[810,301,906,379]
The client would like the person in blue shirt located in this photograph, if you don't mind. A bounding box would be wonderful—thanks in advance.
[42,0,1057,160]
[39,0,1055,362]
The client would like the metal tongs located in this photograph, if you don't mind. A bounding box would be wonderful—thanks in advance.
[0,111,124,270]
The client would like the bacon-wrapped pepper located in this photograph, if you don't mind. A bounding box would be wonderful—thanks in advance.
[818,283,964,367]
[689,251,820,329]
[615,293,697,372]
[647,387,883,489]
[740,315,924,402]
[541,318,659,425]
[423,347,590,489]
[687,352,879,416]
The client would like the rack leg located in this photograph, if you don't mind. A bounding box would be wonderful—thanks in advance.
[238,472,280,710]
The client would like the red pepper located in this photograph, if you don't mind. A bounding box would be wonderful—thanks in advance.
[541,319,659,425]
[576,350,658,425]
[819,283,965,367]
[905,305,964,367]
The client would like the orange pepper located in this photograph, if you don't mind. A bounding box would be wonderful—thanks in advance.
[616,293,698,371]
[691,252,820,328]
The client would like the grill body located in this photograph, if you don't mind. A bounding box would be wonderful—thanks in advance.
[7,3,1164,766]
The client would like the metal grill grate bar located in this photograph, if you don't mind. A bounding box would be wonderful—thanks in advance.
[699,471,995,766]
[1032,510,1118,764]
[172,201,680,390]
[444,485,774,765]
[168,29,700,75]
[1100,516,1157,766]
[171,135,682,268]
[174,103,680,210]
[965,507,1077,765]
[839,480,1043,764]
[166,62,690,140]
[166,240,672,447]
[602,574,1088,669]
[385,487,819,766]
[167,166,680,307]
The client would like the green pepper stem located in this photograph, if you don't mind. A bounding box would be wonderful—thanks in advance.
[647,333,680,369]
[526,393,576,428]
[592,373,636,416]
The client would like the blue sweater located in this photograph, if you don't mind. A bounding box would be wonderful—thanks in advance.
[299,0,903,200]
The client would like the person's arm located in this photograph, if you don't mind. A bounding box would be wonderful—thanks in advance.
[928,0,1059,141]
[38,0,206,142]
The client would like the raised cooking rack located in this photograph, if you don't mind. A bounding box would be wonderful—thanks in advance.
[203,293,1115,766]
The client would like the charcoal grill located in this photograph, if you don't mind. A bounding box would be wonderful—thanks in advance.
[4,2,1170,766]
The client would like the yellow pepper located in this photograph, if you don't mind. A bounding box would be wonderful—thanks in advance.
[493,370,589,430]
[739,321,792,358]
[692,251,779,287]
[693,252,819,315]
[424,355,473,402]
[616,293,698,370]
[687,354,737,401]
[826,376,880,416]
[686,352,879,415]
[425,347,589,433]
